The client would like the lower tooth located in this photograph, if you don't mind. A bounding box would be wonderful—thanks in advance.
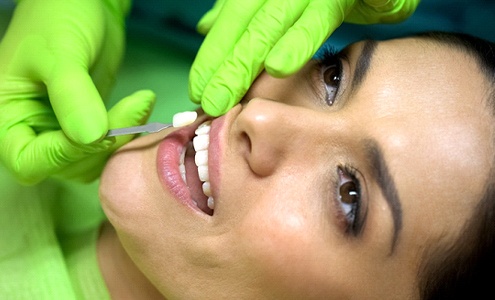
[180,146,186,164]
[207,197,215,210]
[179,164,186,182]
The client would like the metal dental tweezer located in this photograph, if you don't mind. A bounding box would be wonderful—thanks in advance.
[106,123,172,137]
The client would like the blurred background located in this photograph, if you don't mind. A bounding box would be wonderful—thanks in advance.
[1,0,494,124]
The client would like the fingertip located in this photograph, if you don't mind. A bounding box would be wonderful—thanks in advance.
[201,98,228,117]
[188,80,204,104]
[107,90,157,130]
[197,12,215,35]
[133,89,156,102]
[131,89,157,111]
[265,50,303,77]
[64,110,108,144]
[265,44,309,78]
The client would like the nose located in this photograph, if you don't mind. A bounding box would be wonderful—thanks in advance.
[235,98,346,177]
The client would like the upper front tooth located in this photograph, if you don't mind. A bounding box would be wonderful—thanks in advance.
[195,150,208,166]
[193,135,209,151]
[202,181,211,197]
[198,166,209,182]
[195,121,211,135]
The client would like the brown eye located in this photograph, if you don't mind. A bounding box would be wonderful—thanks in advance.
[321,62,342,105]
[340,181,358,205]
[337,167,362,235]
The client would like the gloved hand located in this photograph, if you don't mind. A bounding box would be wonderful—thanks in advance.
[0,87,156,184]
[0,0,141,184]
[189,0,420,116]
[53,90,156,182]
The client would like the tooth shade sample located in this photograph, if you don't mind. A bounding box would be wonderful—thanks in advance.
[173,111,198,127]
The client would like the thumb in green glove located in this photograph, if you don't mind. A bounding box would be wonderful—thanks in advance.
[0,0,132,184]
[53,90,157,182]
[189,0,420,117]
[0,90,156,185]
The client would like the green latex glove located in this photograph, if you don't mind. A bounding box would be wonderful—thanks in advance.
[53,90,156,183]
[189,0,420,116]
[0,88,155,185]
[0,0,143,184]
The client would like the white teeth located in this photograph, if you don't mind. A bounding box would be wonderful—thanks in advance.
[193,135,209,151]
[180,146,186,164]
[179,147,187,182]
[173,111,198,127]
[207,197,215,210]
[195,150,208,166]
[198,166,209,182]
[202,181,211,197]
[195,121,211,135]
[178,120,215,213]
[179,163,186,182]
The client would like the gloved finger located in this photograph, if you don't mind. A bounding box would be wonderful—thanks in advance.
[0,103,113,185]
[89,15,126,102]
[107,89,156,144]
[266,0,354,76]
[199,0,310,116]
[189,0,267,104]
[45,63,108,145]
[346,0,419,23]
[196,0,228,35]
[53,90,156,182]
[15,34,109,146]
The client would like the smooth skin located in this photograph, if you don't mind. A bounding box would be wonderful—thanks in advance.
[99,37,494,299]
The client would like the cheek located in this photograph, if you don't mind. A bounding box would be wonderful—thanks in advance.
[230,190,346,299]
[99,147,145,223]
[99,137,166,243]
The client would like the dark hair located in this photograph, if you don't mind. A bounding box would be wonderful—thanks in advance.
[412,32,495,300]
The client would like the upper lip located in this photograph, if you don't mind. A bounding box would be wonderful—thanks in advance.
[207,104,243,209]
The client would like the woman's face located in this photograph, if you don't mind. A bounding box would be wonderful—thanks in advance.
[100,37,494,299]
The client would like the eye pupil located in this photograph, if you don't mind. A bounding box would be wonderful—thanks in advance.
[321,62,342,106]
[323,65,341,86]
[340,181,358,204]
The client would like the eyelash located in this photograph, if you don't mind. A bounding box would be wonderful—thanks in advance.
[316,45,344,106]
[335,165,364,236]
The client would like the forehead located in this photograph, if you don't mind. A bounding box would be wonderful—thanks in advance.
[355,37,494,251]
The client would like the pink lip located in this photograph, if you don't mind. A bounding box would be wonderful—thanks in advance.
[208,105,242,204]
[156,125,197,212]
[156,108,237,216]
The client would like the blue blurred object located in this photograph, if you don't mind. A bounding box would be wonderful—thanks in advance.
[327,0,495,49]
[127,0,215,56]
[126,0,494,55]
[2,0,491,54]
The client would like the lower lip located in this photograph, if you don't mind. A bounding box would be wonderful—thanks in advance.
[156,126,201,214]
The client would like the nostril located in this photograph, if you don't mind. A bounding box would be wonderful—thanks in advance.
[241,132,252,154]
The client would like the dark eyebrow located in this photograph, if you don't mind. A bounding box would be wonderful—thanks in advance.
[365,139,403,255]
[350,40,378,95]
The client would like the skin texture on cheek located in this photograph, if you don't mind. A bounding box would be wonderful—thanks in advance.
[219,178,348,299]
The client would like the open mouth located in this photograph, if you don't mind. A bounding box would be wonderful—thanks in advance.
[179,121,214,216]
